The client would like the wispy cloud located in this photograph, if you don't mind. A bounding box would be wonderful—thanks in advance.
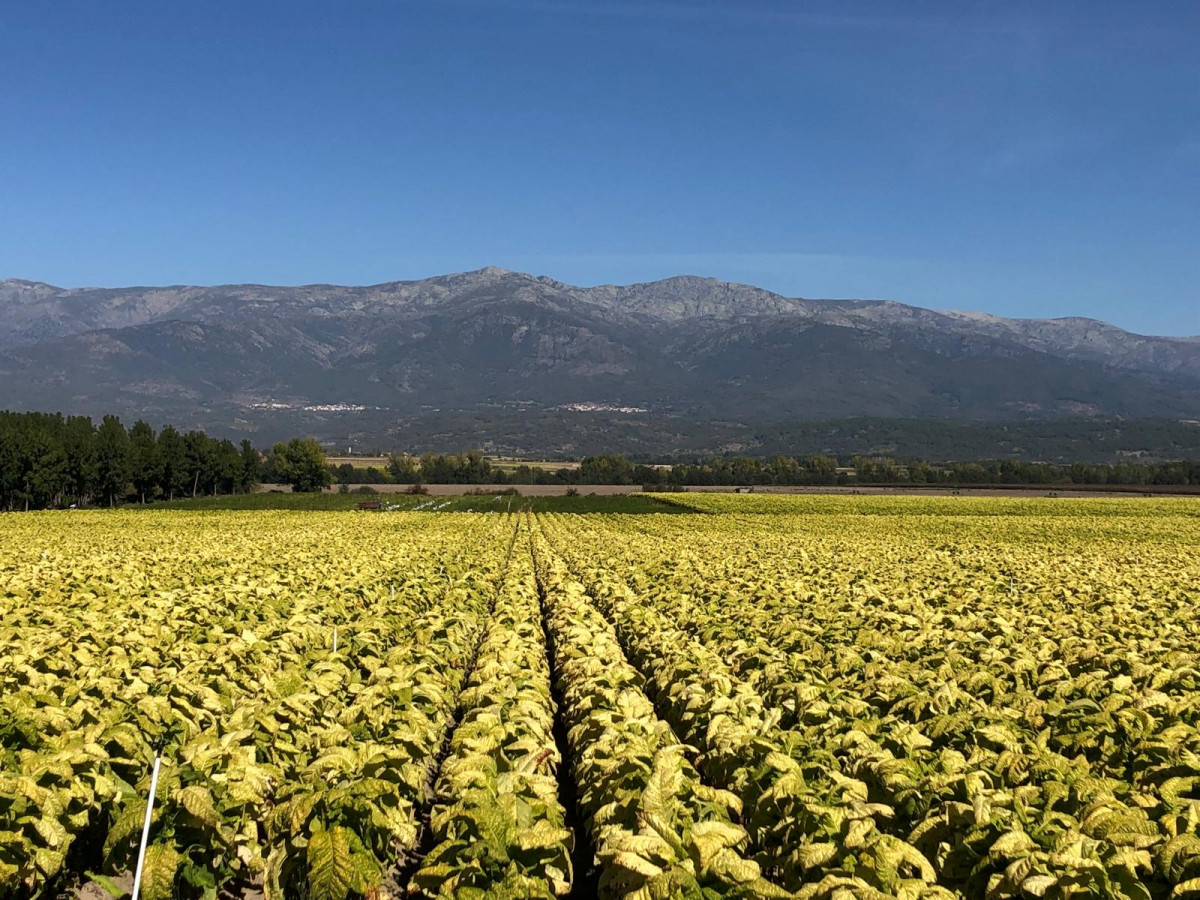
[1167,135,1200,161]
[414,0,978,34]
[977,128,1087,176]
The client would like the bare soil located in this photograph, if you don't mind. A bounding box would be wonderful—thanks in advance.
[256,483,1196,498]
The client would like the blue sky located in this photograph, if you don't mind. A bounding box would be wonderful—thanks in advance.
[1,1,1197,335]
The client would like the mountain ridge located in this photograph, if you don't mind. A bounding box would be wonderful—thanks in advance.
[1,269,1197,451]
[3,270,1193,340]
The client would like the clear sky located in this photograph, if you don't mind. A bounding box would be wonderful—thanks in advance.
[2,1,1197,335]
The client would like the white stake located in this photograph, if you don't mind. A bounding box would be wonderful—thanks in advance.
[131,752,163,900]
[390,584,395,604]
[332,625,338,653]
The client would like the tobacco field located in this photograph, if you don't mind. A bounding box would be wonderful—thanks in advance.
[1,497,1199,900]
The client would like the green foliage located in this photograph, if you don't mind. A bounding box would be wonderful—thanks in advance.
[269,438,332,493]
[94,415,130,507]
[128,420,162,504]
[538,502,1200,898]
[535,536,789,898]
[0,412,262,509]
[0,511,511,899]
[414,545,573,897]
[4,501,1200,899]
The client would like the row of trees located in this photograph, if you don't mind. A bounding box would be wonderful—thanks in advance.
[336,451,1200,488]
[0,412,334,511]
[848,455,1200,486]
[5,409,1200,512]
[0,412,261,510]
[610,453,1200,487]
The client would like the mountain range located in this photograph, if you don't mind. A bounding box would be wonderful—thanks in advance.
[1,267,1197,457]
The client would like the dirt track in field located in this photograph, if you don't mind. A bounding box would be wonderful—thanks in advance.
[257,483,1198,498]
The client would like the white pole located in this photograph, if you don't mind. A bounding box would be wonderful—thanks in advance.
[332,625,338,653]
[131,752,163,900]
[390,584,395,604]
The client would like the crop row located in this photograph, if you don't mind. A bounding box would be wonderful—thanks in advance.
[538,516,953,899]
[540,510,1200,899]
[412,524,572,898]
[531,527,789,898]
[5,501,1199,900]
[0,512,512,899]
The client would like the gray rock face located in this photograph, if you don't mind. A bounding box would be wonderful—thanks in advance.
[1,268,1197,430]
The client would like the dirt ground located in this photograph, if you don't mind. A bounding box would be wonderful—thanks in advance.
[257,483,1191,498]
[685,484,1181,498]
[320,483,641,496]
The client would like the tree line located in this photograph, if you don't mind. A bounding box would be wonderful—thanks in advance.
[5,410,1200,512]
[339,451,1200,488]
[0,412,331,511]
[638,453,1200,486]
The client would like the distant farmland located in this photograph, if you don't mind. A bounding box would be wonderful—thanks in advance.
[325,455,580,471]
[325,455,390,468]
